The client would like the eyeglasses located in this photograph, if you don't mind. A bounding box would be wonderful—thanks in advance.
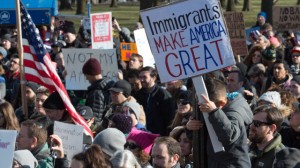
[124,142,139,150]
[251,120,272,127]
[292,55,300,57]
[177,99,189,105]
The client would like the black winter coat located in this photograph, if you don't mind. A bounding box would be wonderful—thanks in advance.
[85,78,114,122]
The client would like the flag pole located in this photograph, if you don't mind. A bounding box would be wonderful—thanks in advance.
[15,0,28,120]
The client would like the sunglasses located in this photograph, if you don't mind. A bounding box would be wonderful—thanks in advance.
[124,142,139,150]
[177,99,189,105]
[251,120,272,127]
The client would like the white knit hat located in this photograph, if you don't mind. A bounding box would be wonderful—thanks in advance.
[14,150,38,168]
[258,91,281,107]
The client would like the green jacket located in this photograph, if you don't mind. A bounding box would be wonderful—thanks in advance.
[32,143,54,168]
[249,133,285,168]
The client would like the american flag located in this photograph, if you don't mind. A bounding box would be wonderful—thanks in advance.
[20,1,93,137]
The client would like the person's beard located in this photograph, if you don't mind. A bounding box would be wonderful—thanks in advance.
[249,129,265,144]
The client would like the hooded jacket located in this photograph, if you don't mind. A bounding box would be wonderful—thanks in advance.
[207,93,253,168]
[249,133,285,168]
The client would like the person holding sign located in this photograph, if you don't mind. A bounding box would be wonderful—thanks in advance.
[187,78,253,167]
[16,120,53,168]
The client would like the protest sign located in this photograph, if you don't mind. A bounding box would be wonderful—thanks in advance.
[82,17,91,30]
[134,28,156,67]
[192,76,224,153]
[140,0,235,83]
[120,42,138,61]
[62,48,118,90]
[224,12,248,56]
[273,6,300,31]
[90,12,113,49]
[0,130,17,168]
[54,121,83,161]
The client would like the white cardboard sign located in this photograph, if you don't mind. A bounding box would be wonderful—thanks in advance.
[192,76,224,153]
[134,28,155,68]
[140,0,235,83]
[0,130,18,168]
[54,121,84,162]
[90,12,113,49]
[62,48,118,90]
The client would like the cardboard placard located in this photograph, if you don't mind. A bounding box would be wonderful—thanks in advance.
[140,0,235,83]
[134,28,156,68]
[0,130,18,168]
[273,6,300,31]
[54,121,84,162]
[192,76,224,153]
[90,12,113,49]
[224,12,248,56]
[120,42,138,61]
[62,48,118,90]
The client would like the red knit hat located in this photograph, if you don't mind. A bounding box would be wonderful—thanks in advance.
[82,58,101,75]
[126,128,160,154]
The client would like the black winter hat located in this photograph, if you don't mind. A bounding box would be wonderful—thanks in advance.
[109,80,132,98]
[111,114,132,134]
[82,58,101,75]
[273,148,300,168]
[178,90,194,105]
[64,25,76,34]
[43,91,65,110]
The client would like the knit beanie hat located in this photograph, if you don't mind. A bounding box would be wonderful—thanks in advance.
[257,11,267,20]
[292,46,300,55]
[178,90,194,105]
[14,150,38,168]
[262,46,277,62]
[258,91,281,107]
[122,101,141,119]
[126,128,160,154]
[111,114,133,134]
[269,36,280,48]
[25,81,40,93]
[248,63,266,76]
[43,91,65,110]
[64,25,76,34]
[273,148,300,168]
[93,128,126,157]
[2,33,12,42]
[0,46,7,57]
[82,58,101,76]
[109,80,132,98]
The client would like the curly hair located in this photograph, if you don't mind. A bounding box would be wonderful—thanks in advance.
[72,144,110,168]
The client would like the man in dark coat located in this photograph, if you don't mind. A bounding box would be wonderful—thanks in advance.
[82,58,114,128]
[134,66,176,136]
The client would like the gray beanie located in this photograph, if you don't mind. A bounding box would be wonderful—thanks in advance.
[123,101,141,119]
[14,150,38,168]
[93,128,126,157]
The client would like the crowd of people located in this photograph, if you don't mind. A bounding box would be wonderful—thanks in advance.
[0,9,300,168]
